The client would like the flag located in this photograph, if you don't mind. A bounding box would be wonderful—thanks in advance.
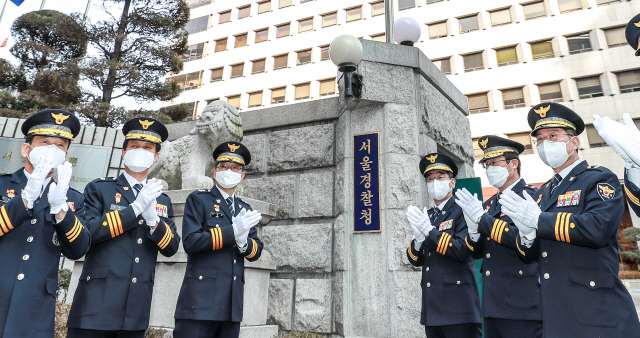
[0,38,7,48]
[10,0,26,6]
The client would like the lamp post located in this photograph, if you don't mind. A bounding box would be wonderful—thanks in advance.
[329,34,364,98]
[393,17,421,46]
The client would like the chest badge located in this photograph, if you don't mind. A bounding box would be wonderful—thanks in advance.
[115,193,122,204]
[214,204,220,213]
[66,201,75,212]
[485,205,491,213]
[557,190,582,207]
[537,194,543,204]
[52,233,60,246]
[6,189,15,199]
[438,219,453,231]
[597,183,615,200]
[156,204,168,218]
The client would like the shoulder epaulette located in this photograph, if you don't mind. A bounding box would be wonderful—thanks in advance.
[236,196,251,208]
[95,177,116,182]
[196,189,209,193]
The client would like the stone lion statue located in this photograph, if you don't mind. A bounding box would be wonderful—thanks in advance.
[150,100,242,190]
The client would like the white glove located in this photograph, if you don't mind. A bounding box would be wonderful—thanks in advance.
[48,161,72,214]
[406,205,434,238]
[512,217,536,241]
[141,198,159,227]
[22,159,53,209]
[499,190,541,230]
[131,178,163,216]
[593,114,640,169]
[232,208,262,247]
[454,188,483,234]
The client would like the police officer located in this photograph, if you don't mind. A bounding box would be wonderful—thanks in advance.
[455,136,542,338]
[625,12,640,56]
[499,103,640,336]
[0,109,90,337]
[67,117,180,338]
[406,153,481,338]
[174,141,263,338]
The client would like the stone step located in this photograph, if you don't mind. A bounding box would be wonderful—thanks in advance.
[157,325,278,338]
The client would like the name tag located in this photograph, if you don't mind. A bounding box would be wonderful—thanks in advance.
[557,190,581,207]
[438,219,453,231]
[110,204,126,211]
[156,204,168,218]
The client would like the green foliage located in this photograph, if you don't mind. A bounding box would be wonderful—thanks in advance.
[160,103,191,122]
[621,227,640,261]
[54,301,70,338]
[144,327,168,338]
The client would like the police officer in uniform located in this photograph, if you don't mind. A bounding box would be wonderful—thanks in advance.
[455,136,542,338]
[67,117,180,338]
[406,153,481,338]
[499,103,640,336]
[174,141,263,338]
[0,109,90,337]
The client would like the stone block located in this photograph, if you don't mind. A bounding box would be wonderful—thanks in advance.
[351,104,385,138]
[242,97,340,132]
[241,262,274,326]
[386,153,423,209]
[114,129,125,148]
[82,125,95,145]
[239,325,279,338]
[149,262,186,327]
[386,208,419,270]
[242,175,295,219]
[332,272,345,335]
[334,159,349,215]
[390,271,424,338]
[333,213,347,272]
[386,104,419,155]
[93,127,106,145]
[242,133,266,174]
[15,119,25,138]
[72,126,85,144]
[298,170,333,217]
[2,118,17,137]
[267,124,334,171]
[294,279,332,333]
[261,223,332,273]
[0,117,6,135]
[335,112,348,162]
[358,61,416,105]
[103,127,117,147]
[110,148,122,169]
[267,279,294,330]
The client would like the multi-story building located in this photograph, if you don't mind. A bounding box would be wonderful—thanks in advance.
[166,0,640,264]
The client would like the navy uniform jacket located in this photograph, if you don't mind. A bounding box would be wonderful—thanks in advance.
[517,161,640,336]
[406,198,481,327]
[0,168,90,337]
[67,174,180,331]
[175,187,263,322]
[466,179,541,321]
[624,170,640,217]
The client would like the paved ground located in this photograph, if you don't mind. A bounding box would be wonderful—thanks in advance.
[632,290,640,319]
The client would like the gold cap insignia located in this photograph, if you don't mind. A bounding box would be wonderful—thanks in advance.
[534,105,550,118]
[139,119,155,130]
[479,138,489,150]
[634,20,640,28]
[51,112,70,125]
[426,154,438,164]
[228,143,240,152]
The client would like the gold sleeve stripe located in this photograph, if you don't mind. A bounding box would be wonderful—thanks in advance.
[246,239,258,259]
[216,228,223,249]
[0,205,13,231]
[0,211,8,235]
[67,218,84,243]
[436,234,445,254]
[562,213,571,243]
[465,237,474,251]
[113,211,123,235]
[158,224,171,249]
[213,228,220,250]
[106,212,116,237]
[516,239,525,256]
[554,213,563,242]
[496,220,507,244]
[625,185,640,206]
[107,211,118,236]
[440,233,452,255]
[209,229,216,250]
[407,244,418,261]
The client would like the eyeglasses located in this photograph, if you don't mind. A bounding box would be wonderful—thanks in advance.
[216,162,244,173]
[482,159,508,169]
[532,132,572,145]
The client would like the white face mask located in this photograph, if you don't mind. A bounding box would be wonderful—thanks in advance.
[427,179,452,200]
[215,169,243,189]
[537,138,574,168]
[123,148,156,173]
[486,164,512,188]
[28,144,66,170]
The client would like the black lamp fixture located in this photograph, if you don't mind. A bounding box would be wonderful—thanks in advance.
[329,34,363,98]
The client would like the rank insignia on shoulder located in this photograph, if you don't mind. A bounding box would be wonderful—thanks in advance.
[115,193,122,204]
[485,205,491,213]
[557,190,581,207]
[156,204,168,218]
[438,219,453,231]
[6,189,15,199]
[597,183,615,200]
[216,199,221,203]
[66,201,75,212]
[123,187,129,190]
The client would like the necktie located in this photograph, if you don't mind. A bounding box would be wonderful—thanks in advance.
[226,197,234,216]
[431,207,441,223]
[133,183,143,195]
[550,174,562,193]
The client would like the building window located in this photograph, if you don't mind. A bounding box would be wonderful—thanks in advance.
[523,1,546,20]
[273,54,288,70]
[230,63,244,78]
[490,8,512,27]
[371,1,385,16]
[255,28,268,43]
[252,58,266,74]
[218,11,231,24]
[567,33,592,54]
[346,6,362,22]
[248,91,263,108]
[576,76,604,99]
[206,98,219,105]
[319,78,336,96]
[558,0,581,13]
[604,26,626,47]
[227,95,241,109]
[617,70,640,93]
[467,93,490,113]
[371,33,386,42]
[258,1,270,14]
[187,102,198,117]
[186,16,209,33]
[299,18,313,33]
[596,0,621,5]
[210,67,223,82]
[183,42,204,62]
[471,138,484,157]
[428,21,448,39]
[502,87,525,109]
[507,132,534,154]
[238,5,250,19]
[320,45,330,61]
[586,125,607,147]
[235,33,248,48]
[398,0,415,10]
[169,71,201,91]
[279,0,291,9]
[495,46,518,66]
[295,83,311,100]
[531,40,553,59]
[271,87,286,103]
[297,49,312,65]
[427,0,445,4]
[215,38,227,52]
[276,23,290,38]
[322,12,337,28]
[432,57,451,75]
[458,14,479,34]
[463,52,484,72]
[538,82,563,102]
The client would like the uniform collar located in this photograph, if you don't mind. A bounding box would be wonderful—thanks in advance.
[436,196,452,210]
[122,170,146,188]
[215,185,235,201]
[557,159,583,179]
[503,178,522,193]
